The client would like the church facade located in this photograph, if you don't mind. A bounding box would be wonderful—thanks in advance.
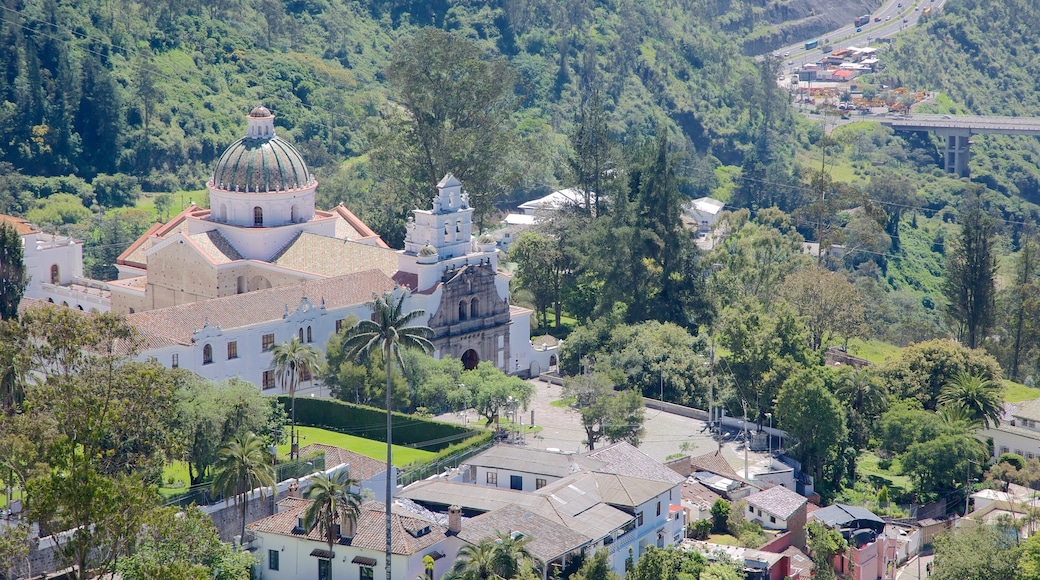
[71,107,557,384]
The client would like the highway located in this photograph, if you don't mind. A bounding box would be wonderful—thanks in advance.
[763,0,948,74]
[880,114,1040,136]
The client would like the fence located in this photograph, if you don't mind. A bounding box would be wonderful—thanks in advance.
[161,453,326,508]
[397,436,495,486]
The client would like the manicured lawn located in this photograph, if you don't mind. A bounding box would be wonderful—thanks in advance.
[278,426,436,467]
[1005,380,1040,403]
[845,338,902,364]
[857,451,911,492]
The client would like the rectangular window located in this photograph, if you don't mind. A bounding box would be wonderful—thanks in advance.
[749,505,754,513]
[487,472,497,485]
[318,559,331,580]
[510,475,523,490]
[536,478,547,490]
[171,353,179,368]
[657,502,661,517]
[1001,446,1010,455]
[300,366,312,382]
[227,341,238,359]
[360,566,374,580]
[770,516,777,524]
[335,319,344,333]
[636,512,644,526]
[268,549,279,571]
[262,370,276,390]
[262,333,275,351]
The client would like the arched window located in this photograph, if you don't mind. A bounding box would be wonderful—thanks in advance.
[470,298,479,318]
[218,204,227,222]
[298,328,304,341]
[456,220,462,241]
[307,326,313,343]
[50,264,59,284]
[444,222,450,243]
[202,344,213,365]
[459,300,468,321]
[290,204,297,223]
[253,206,263,226]
[76,305,83,311]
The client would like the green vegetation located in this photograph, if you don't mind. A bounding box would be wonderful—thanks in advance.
[276,426,434,467]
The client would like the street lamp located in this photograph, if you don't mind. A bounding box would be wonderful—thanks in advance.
[765,413,773,456]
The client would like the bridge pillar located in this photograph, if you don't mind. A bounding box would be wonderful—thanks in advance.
[944,133,971,177]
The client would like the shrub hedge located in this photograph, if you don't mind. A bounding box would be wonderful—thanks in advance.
[278,396,478,453]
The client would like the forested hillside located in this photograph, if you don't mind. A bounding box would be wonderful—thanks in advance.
[886,0,1040,206]
[0,0,797,211]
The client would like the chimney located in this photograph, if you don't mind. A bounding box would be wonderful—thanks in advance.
[448,505,462,535]
[343,513,357,539]
[287,480,301,499]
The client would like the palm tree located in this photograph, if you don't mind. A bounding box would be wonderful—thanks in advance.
[303,471,362,579]
[271,336,321,461]
[938,373,1005,429]
[836,368,888,418]
[492,531,533,579]
[343,291,433,580]
[211,431,276,543]
[446,540,501,580]
[937,403,984,433]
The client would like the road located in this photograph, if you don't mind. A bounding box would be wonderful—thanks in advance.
[765,0,948,75]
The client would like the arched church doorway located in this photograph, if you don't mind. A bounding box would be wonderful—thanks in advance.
[462,349,479,370]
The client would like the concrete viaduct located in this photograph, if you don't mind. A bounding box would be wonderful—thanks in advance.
[879,115,1040,177]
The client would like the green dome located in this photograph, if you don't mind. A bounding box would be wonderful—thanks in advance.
[210,135,313,193]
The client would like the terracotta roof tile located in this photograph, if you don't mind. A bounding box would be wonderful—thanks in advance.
[298,444,386,482]
[271,233,399,278]
[187,230,242,264]
[690,450,745,482]
[0,214,36,235]
[126,270,394,345]
[249,501,446,555]
[456,504,589,563]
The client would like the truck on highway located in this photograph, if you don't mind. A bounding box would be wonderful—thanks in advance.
[805,39,819,49]
[854,15,871,27]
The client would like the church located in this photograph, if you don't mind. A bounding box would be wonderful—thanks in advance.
[17,107,555,386]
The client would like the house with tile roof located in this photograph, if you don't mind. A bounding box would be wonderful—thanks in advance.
[400,442,685,577]
[17,106,555,384]
[247,498,463,580]
[297,443,394,504]
[743,485,808,548]
[980,398,1040,461]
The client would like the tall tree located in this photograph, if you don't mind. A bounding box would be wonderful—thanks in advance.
[509,231,563,329]
[211,432,276,543]
[805,521,846,580]
[0,222,26,321]
[342,291,433,580]
[775,368,847,486]
[376,28,522,229]
[944,196,997,349]
[1004,239,1040,380]
[271,337,321,461]
[930,524,1020,580]
[568,87,615,216]
[779,266,866,351]
[563,370,645,451]
[303,471,362,580]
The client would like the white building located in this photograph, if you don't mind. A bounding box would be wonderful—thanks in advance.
[682,197,725,233]
[248,497,463,580]
[400,442,686,577]
[980,399,1040,460]
[1,214,110,312]
[743,484,808,534]
[19,106,555,385]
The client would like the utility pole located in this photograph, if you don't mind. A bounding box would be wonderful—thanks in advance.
[742,399,750,480]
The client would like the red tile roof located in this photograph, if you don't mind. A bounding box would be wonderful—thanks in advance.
[0,214,36,235]
[127,270,394,345]
[298,444,387,482]
[248,500,446,555]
